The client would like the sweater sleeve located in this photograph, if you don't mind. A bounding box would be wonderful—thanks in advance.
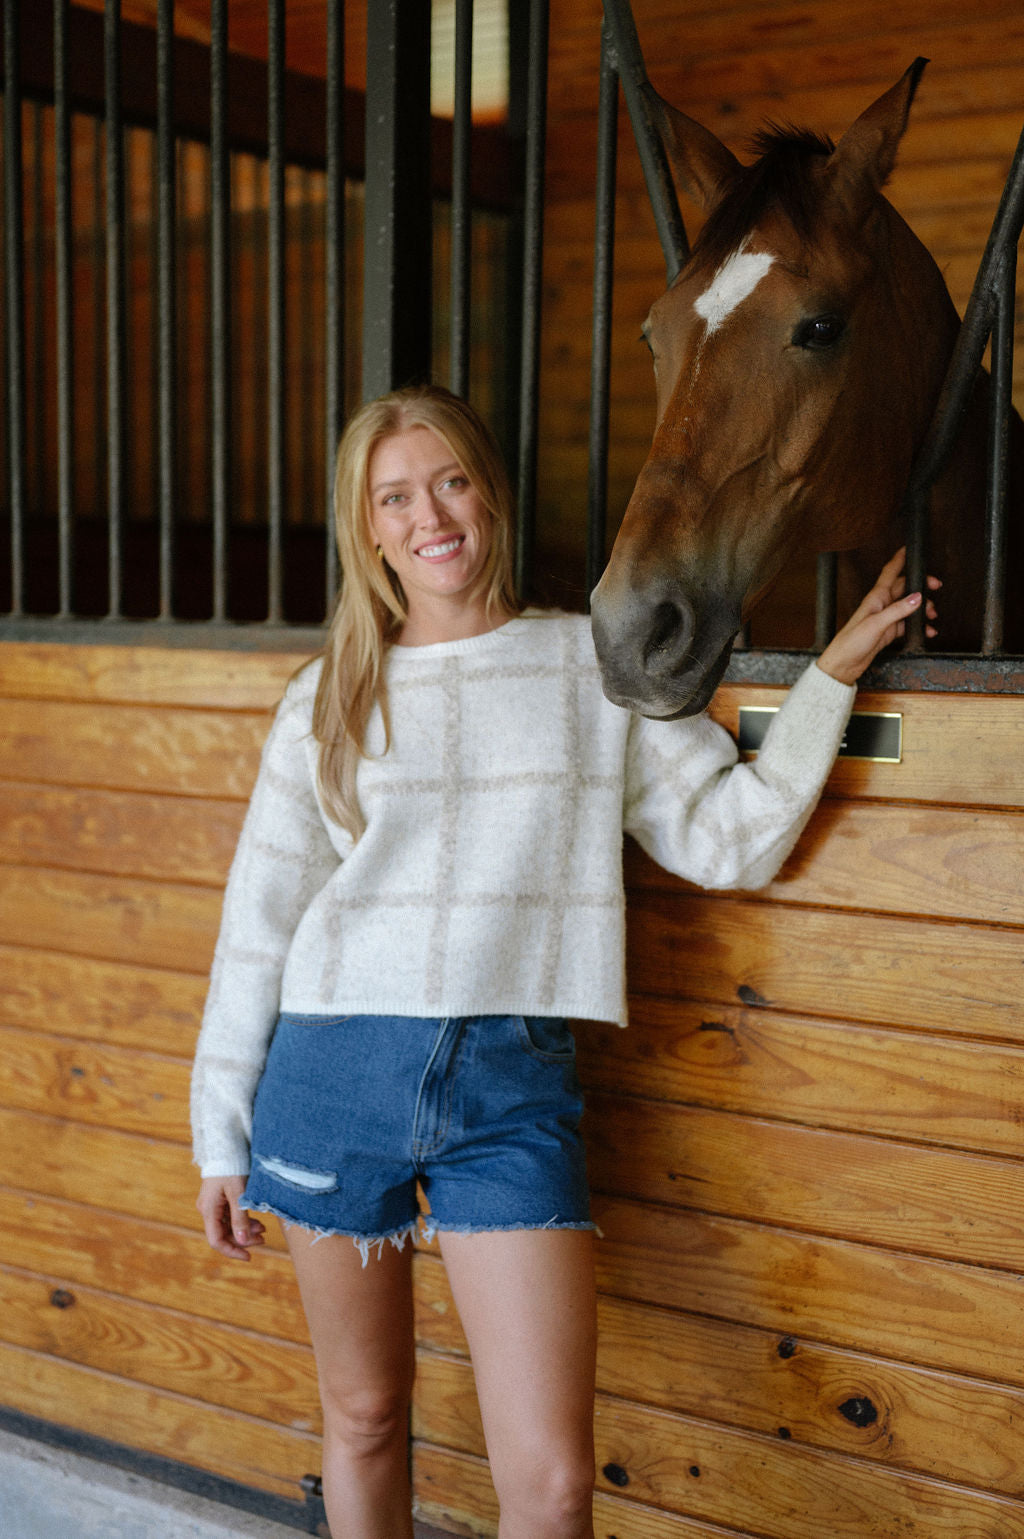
[190,680,342,1178]
[623,660,855,891]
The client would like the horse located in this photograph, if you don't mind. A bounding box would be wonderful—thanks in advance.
[590,60,1023,718]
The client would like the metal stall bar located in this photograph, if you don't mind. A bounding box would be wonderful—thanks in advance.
[54,0,74,614]
[210,0,230,621]
[324,0,343,613]
[362,0,432,402]
[266,0,285,622]
[902,115,1024,650]
[156,0,175,617]
[585,21,617,602]
[4,0,25,615]
[600,0,687,282]
[982,212,1018,654]
[449,0,473,398]
[105,0,126,617]
[513,0,548,597]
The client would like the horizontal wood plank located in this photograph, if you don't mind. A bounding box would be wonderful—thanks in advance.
[0,697,267,799]
[0,1106,199,1227]
[0,1340,320,1501]
[0,945,205,1055]
[591,1198,1024,1387]
[628,802,1024,926]
[0,1189,307,1341]
[413,1440,736,1539]
[584,1093,1024,1269]
[0,865,220,972]
[0,782,244,886]
[0,1024,191,1142]
[576,1001,1024,1157]
[709,688,1024,810]
[413,1352,1024,1539]
[0,643,311,709]
[624,892,1024,1041]
[413,1252,1024,1495]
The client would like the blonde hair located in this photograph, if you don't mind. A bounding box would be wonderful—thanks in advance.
[313,385,519,839]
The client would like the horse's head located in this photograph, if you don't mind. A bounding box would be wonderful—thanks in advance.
[592,60,961,717]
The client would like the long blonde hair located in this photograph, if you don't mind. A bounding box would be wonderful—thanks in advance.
[313,385,519,839]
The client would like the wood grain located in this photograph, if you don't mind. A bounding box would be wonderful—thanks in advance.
[0,697,267,799]
[0,1339,320,1502]
[576,1000,1024,1157]
[584,1092,1024,1270]
[592,1198,1024,1387]
[0,643,310,708]
[0,782,244,885]
[624,891,1024,1041]
[413,1351,1024,1539]
[0,1024,191,1141]
[0,1189,306,1340]
[414,1251,1024,1495]
[0,944,205,1054]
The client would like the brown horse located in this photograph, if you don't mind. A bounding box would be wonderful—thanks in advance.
[591,60,1022,717]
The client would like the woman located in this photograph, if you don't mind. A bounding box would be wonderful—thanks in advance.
[193,385,934,1539]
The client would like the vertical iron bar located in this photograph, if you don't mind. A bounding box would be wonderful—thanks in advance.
[600,0,688,280]
[54,0,74,614]
[514,0,548,599]
[30,102,45,527]
[267,0,285,621]
[982,244,1015,655]
[105,0,125,618]
[362,0,432,401]
[814,552,837,650]
[92,118,104,525]
[156,0,176,617]
[585,23,617,602]
[210,0,230,620]
[324,0,344,612]
[449,0,473,398]
[4,0,25,615]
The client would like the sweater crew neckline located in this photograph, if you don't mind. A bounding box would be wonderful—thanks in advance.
[386,615,535,660]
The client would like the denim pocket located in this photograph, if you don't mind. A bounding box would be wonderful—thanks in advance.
[516,1016,576,1061]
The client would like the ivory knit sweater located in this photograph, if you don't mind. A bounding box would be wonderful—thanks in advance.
[191,612,854,1176]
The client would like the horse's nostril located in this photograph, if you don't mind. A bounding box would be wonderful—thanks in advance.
[643,600,687,673]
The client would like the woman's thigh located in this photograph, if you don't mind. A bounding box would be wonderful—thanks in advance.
[438,1228,597,1479]
[285,1224,416,1412]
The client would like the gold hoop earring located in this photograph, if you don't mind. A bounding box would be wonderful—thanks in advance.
[376,545,385,562]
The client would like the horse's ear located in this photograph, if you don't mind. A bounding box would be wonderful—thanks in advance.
[828,58,928,214]
[645,83,742,211]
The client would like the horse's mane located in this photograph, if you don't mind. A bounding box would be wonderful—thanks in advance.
[690,127,835,273]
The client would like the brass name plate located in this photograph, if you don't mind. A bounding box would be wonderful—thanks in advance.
[738,707,903,763]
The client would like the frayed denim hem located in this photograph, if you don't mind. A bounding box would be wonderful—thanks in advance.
[244,1204,599,1266]
[240,1201,421,1267]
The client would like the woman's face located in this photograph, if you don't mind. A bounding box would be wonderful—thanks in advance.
[368,425,494,621]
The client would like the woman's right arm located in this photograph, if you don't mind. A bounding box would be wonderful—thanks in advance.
[191,674,343,1189]
[196,1175,266,1261]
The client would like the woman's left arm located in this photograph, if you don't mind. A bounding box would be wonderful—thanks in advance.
[623,550,938,891]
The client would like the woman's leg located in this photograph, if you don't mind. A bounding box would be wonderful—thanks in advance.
[285,1225,416,1539]
[439,1228,597,1539]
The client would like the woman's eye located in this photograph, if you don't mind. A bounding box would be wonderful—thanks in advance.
[442,476,467,490]
[792,314,846,350]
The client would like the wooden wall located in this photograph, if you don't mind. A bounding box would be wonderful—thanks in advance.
[1,639,1022,1538]
[536,0,1024,600]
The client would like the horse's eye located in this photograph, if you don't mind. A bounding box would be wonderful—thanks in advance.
[793,314,846,350]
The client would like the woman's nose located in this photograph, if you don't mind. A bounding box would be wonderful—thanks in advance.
[419,492,451,528]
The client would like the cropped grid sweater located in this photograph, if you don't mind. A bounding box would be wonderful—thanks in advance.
[191,612,855,1176]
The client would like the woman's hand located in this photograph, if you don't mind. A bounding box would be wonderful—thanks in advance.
[197,1175,266,1261]
[817,548,940,686]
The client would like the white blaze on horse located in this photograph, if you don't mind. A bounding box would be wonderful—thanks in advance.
[591,60,1023,718]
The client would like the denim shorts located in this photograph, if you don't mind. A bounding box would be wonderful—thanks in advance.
[241,1013,592,1263]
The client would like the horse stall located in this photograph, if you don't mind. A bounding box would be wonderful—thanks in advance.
[0,3,1022,1538]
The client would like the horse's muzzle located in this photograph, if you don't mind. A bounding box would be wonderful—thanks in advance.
[590,577,739,718]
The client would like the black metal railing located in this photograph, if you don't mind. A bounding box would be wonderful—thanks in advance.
[593,0,1023,689]
[0,0,525,635]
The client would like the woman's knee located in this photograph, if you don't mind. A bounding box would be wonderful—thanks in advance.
[319,1380,412,1459]
[494,1446,595,1529]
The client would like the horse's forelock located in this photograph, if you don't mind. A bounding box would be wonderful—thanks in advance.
[689,128,836,275]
